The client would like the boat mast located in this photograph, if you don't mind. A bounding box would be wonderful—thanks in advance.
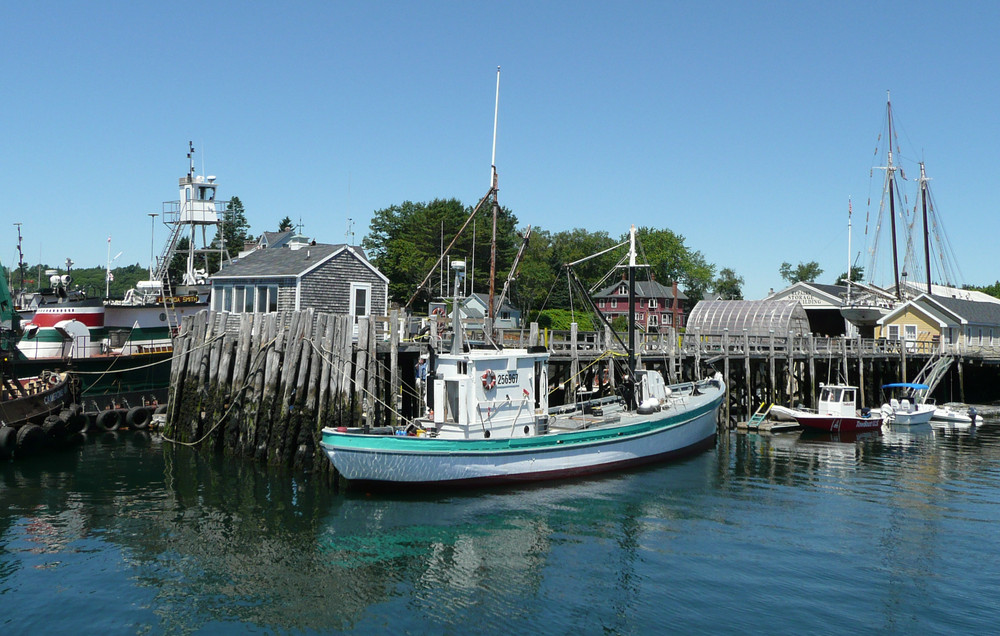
[846,198,852,302]
[919,162,932,295]
[627,225,637,404]
[885,92,902,300]
[488,66,500,331]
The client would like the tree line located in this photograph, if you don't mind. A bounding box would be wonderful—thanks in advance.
[362,198,747,324]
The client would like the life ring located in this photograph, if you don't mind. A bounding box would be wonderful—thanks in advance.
[482,369,496,391]
[431,306,446,317]
[49,374,61,386]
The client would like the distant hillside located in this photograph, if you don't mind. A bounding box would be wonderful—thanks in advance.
[7,262,148,299]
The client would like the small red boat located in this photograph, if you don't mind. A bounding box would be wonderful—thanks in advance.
[791,384,883,433]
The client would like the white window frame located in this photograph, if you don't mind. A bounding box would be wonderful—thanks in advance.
[350,282,372,319]
[904,324,917,341]
[611,298,618,309]
[887,324,900,340]
[648,314,659,327]
[648,298,657,309]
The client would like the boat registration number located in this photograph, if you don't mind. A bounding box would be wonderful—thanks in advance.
[495,371,518,387]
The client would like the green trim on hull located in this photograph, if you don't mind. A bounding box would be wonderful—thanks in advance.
[323,396,721,455]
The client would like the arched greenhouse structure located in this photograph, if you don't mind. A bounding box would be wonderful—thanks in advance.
[686,300,811,337]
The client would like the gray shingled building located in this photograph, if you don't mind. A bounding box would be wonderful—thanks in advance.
[209,239,388,318]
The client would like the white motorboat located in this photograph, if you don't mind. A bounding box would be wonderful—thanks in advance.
[880,383,936,425]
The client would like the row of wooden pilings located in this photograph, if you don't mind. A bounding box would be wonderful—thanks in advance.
[163,308,995,479]
[164,309,400,479]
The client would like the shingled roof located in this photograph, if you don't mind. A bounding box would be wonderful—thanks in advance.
[212,243,377,279]
[927,295,1000,325]
[593,279,687,301]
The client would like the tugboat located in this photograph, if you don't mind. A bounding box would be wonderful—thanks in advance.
[1,259,74,459]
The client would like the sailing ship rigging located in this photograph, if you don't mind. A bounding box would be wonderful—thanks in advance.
[842,92,966,330]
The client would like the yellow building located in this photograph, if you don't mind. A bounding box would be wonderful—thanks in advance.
[876,294,1000,354]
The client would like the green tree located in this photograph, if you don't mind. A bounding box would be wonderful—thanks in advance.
[216,196,252,258]
[632,227,715,302]
[836,265,864,285]
[167,236,190,288]
[713,267,744,300]
[964,281,1000,299]
[278,216,293,232]
[779,261,823,284]
[363,198,520,307]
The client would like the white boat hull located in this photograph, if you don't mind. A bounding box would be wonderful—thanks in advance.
[322,389,722,486]
[932,406,976,425]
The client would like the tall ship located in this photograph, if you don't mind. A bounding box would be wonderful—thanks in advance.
[840,93,978,333]
[12,144,228,413]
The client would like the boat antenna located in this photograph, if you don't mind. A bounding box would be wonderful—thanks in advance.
[488,66,500,331]
[187,141,195,178]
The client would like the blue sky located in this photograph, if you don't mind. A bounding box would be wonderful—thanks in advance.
[3,2,998,300]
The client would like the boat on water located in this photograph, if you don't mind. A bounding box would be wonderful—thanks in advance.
[930,404,978,426]
[879,382,936,425]
[788,383,883,433]
[321,225,726,487]
[1,259,75,458]
[12,144,225,413]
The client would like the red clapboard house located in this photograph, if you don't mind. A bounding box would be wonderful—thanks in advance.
[592,277,687,332]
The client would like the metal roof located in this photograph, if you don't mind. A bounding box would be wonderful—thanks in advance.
[686,299,811,337]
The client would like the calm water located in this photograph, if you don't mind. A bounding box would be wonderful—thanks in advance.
[2,424,998,634]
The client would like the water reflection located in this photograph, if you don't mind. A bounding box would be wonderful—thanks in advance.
[2,426,1000,633]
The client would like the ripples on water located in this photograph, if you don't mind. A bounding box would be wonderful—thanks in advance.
[2,424,999,633]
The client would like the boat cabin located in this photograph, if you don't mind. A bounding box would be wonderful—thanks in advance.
[817,384,864,417]
[423,348,549,440]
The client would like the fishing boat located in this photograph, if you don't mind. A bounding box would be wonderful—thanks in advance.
[321,225,725,487]
[789,383,883,433]
[879,382,936,425]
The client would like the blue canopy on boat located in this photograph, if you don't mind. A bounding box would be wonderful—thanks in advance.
[881,383,930,390]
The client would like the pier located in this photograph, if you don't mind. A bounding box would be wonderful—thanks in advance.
[165,310,1000,474]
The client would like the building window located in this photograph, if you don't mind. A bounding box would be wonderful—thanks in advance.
[649,314,658,327]
[599,299,605,308]
[267,284,278,312]
[904,324,917,341]
[350,282,372,319]
[223,285,233,312]
[244,287,254,313]
[648,298,657,309]
[256,286,267,312]
[233,287,245,314]
[665,313,672,326]
[611,298,618,309]
[887,324,900,340]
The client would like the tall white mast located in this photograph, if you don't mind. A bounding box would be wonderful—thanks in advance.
[488,66,500,328]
